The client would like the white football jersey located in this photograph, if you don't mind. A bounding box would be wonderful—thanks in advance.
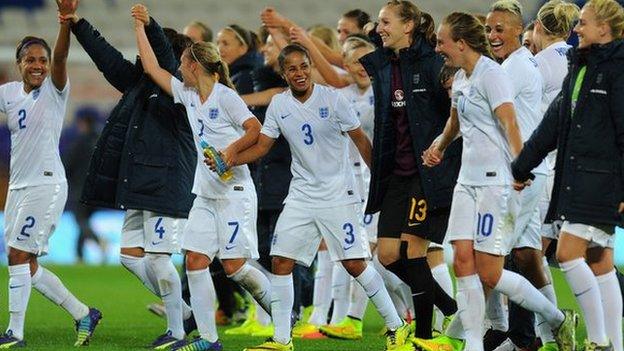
[535,41,570,170]
[340,84,374,176]
[452,56,514,186]
[502,46,548,175]
[171,78,255,199]
[262,84,361,208]
[535,41,571,115]
[0,77,68,190]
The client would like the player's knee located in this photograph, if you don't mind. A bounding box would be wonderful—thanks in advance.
[555,246,579,264]
[185,251,210,271]
[120,247,144,258]
[271,256,295,275]
[452,247,474,275]
[477,267,501,289]
[222,258,245,276]
[7,247,32,266]
[377,249,400,267]
[341,259,365,277]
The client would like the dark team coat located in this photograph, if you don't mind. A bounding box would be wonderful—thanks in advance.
[73,18,195,217]
[512,39,624,226]
[360,35,461,214]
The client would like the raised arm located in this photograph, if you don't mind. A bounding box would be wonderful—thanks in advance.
[133,10,173,96]
[241,87,286,106]
[51,0,71,90]
[132,5,178,74]
[348,127,372,168]
[290,26,350,88]
[58,0,139,93]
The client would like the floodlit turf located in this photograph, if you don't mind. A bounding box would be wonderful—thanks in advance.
[0,265,591,350]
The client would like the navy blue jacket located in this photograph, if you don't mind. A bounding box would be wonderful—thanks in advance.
[360,35,461,213]
[512,40,624,226]
[231,51,263,95]
[73,18,196,217]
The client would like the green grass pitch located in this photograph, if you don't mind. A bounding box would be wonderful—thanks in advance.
[0,265,593,350]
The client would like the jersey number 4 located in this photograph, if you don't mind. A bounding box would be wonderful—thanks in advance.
[18,109,26,129]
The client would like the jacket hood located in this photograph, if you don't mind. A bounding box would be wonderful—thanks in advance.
[568,39,624,65]
[230,51,262,75]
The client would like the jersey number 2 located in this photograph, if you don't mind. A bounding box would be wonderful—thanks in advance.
[18,109,26,129]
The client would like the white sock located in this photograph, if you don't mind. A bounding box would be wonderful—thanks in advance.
[445,314,465,340]
[31,266,89,320]
[308,251,332,326]
[120,254,192,319]
[145,254,184,339]
[229,263,272,316]
[330,263,351,324]
[347,278,368,320]
[542,256,556,291]
[494,270,563,329]
[120,254,159,295]
[432,263,454,331]
[255,298,272,326]
[456,275,484,351]
[354,265,402,330]
[187,269,218,343]
[271,274,294,345]
[536,285,557,343]
[373,255,414,318]
[485,290,508,332]
[390,287,414,321]
[7,264,31,340]
[560,258,608,345]
[597,270,622,350]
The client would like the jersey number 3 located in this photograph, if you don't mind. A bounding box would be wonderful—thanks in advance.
[18,109,26,129]
[301,123,314,145]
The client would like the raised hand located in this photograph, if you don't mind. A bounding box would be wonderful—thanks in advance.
[56,0,78,16]
[289,26,313,48]
[261,7,287,28]
[131,4,150,26]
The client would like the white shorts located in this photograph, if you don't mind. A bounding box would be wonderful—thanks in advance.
[560,221,615,249]
[121,209,185,254]
[4,183,67,256]
[354,171,378,244]
[182,194,259,261]
[513,174,546,250]
[540,172,560,240]
[362,212,379,244]
[271,203,371,267]
[446,184,518,256]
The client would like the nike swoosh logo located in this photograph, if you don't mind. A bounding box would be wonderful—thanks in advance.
[412,291,425,297]
[149,94,158,99]
[343,245,354,250]
[280,113,291,119]
[9,284,24,289]
[225,245,236,250]
[475,238,487,244]
[574,287,592,298]
[151,241,163,246]
[16,237,27,241]
[407,222,422,227]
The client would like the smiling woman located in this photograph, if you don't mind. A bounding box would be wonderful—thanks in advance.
[359,0,460,340]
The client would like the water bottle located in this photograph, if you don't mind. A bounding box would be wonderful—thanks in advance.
[200,140,233,181]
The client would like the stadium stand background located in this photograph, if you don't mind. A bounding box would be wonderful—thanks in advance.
[3,0,622,265]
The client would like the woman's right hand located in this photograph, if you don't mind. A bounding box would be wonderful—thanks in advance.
[422,140,444,167]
